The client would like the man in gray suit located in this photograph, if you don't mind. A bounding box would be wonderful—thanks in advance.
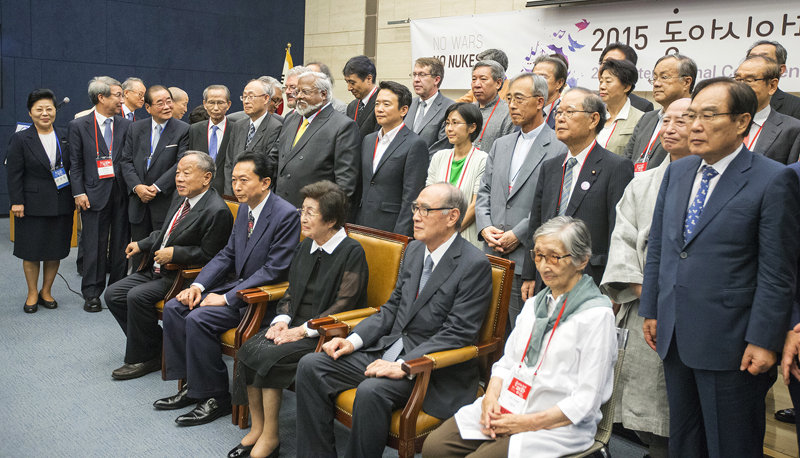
[355,81,428,236]
[476,72,567,329]
[747,40,800,120]
[188,85,232,194]
[269,71,360,208]
[223,79,283,194]
[404,57,455,157]
[735,56,800,164]
[295,183,493,458]
[623,53,696,170]
[471,60,513,152]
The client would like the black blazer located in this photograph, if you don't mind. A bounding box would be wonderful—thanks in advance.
[629,93,655,113]
[346,89,380,139]
[137,188,234,282]
[522,144,634,284]
[188,119,232,195]
[119,117,190,225]
[354,125,429,236]
[771,88,800,121]
[67,112,132,210]
[223,113,283,194]
[6,126,74,216]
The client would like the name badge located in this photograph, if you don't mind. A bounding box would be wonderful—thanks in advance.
[497,366,534,414]
[634,162,648,173]
[52,167,69,189]
[97,158,115,179]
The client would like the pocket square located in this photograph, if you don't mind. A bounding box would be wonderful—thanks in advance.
[165,144,177,148]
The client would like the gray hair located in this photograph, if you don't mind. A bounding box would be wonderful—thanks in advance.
[476,49,509,71]
[562,87,607,135]
[533,216,592,267]
[88,76,122,105]
[181,150,216,178]
[286,65,309,81]
[169,86,188,102]
[747,40,787,66]
[258,76,282,94]
[122,77,144,92]
[473,60,505,83]
[298,71,332,103]
[203,84,230,101]
[306,61,336,86]
[655,53,698,92]
[246,78,274,98]
[533,56,568,93]
[507,72,548,99]
[426,182,468,230]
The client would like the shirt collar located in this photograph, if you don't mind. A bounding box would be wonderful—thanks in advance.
[606,98,632,122]
[94,111,111,126]
[545,292,565,317]
[151,117,168,132]
[248,191,270,222]
[378,123,404,144]
[424,232,458,269]
[700,144,743,175]
[210,117,227,131]
[420,91,439,104]
[310,227,347,254]
[250,111,269,131]
[564,140,595,167]
[185,189,208,208]
[478,94,500,109]
[520,121,545,140]
[122,105,133,116]
[753,105,771,127]
[305,102,331,123]
[361,86,378,106]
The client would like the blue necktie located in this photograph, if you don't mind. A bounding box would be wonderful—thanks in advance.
[684,165,719,243]
[559,157,578,216]
[246,123,256,147]
[103,119,113,154]
[209,125,219,160]
[126,112,134,121]
[383,255,434,362]
[149,124,162,169]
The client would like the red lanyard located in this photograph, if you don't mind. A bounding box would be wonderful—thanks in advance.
[445,147,476,189]
[545,100,557,124]
[639,130,660,161]
[603,121,618,148]
[556,141,594,212]
[521,295,568,374]
[93,116,113,158]
[478,101,499,143]
[744,124,764,150]
[373,124,406,162]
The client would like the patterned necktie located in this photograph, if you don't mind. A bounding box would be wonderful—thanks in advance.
[126,112,134,121]
[103,119,113,152]
[383,254,434,362]
[209,125,219,160]
[155,200,191,273]
[247,210,255,240]
[357,100,365,120]
[684,165,718,243]
[293,118,309,146]
[149,124,162,169]
[558,157,578,216]
[413,100,427,133]
[246,122,256,147]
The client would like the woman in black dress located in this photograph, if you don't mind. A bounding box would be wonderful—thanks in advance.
[228,180,369,458]
[6,89,74,313]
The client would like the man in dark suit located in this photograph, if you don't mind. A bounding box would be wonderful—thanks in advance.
[521,88,634,300]
[599,42,655,113]
[155,151,299,426]
[105,152,233,380]
[295,183,493,458]
[404,57,455,157]
[532,55,568,129]
[188,85,232,194]
[781,162,800,447]
[270,71,360,208]
[69,76,132,312]
[639,78,800,458]
[121,77,146,121]
[223,79,283,195]
[476,72,568,329]
[355,81,428,236]
[747,40,800,120]
[120,85,190,270]
[735,56,800,164]
[623,53,696,170]
[344,55,380,139]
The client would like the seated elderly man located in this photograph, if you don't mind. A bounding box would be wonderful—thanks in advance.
[423,216,617,458]
[294,182,493,458]
[155,151,300,427]
[105,151,233,380]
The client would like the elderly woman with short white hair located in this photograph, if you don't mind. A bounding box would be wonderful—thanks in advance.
[422,216,617,458]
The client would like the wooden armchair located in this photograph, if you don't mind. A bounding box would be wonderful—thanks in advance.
[315,255,514,458]
[232,224,412,428]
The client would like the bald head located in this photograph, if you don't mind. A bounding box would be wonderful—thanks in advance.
[659,98,692,161]
[169,87,189,120]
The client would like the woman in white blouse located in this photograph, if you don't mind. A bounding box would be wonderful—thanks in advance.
[6,89,74,313]
[597,59,644,157]
[427,102,488,249]
[422,216,618,458]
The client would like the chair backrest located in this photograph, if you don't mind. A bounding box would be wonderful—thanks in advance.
[478,255,514,380]
[222,195,240,223]
[595,348,626,445]
[345,224,412,309]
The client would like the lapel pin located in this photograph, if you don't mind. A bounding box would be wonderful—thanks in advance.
[591,170,596,175]
[581,181,590,191]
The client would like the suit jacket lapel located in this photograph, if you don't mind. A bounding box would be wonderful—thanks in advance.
[249,115,271,148]
[25,127,54,170]
[373,126,409,174]
[151,118,175,165]
[754,111,780,155]
[405,99,419,131]
[418,93,444,130]
[218,121,232,167]
[495,137,513,200]
[772,89,786,112]
[166,192,210,245]
[509,128,553,199]
[407,237,462,321]
[289,105,332,157]
[357,91,377,127]
[566,144,602,215]
[673,158,699,246]
[84,114,111,159]
[243,194,274,262]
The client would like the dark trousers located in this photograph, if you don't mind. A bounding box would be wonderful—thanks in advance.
[130,208,163,270]
[104,269,171,364]
[662,336,775,458]
[81,185,129,298]
[295,350,415,458]
[788,374,800,452]
[162,295,241,399]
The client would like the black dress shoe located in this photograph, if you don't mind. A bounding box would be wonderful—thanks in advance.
[112,357,161,380]
[154,385,198,410]
[84,297,102,313]
[175,397,232,426]
[38,292,57,309]
[775,407,796,424]
[23,301,38,313]
[227,443,254,458]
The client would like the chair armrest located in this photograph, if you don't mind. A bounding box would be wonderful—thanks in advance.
[163,266,206,302]
[180,268,203,279]
[318,322,350,339]
[307,307,379,330]
[237,282,290,303]
[401,338,503,375]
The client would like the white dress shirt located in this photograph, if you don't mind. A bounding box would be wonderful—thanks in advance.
[373,123,404,171]
[38,131,58,168]
[687,144,743,211]
[361,86,378,108]
[747,105,771,150]
[208,117,228,153]
[94,111,113,153]
[509,122,545,185]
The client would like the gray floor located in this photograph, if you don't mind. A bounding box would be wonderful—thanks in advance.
[0,220,648,457]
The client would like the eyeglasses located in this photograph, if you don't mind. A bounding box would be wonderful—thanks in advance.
[204,101,229,106]
[411,203,454,217]
[295,88,320,97]
[733,76,770,84]
[647,75,686,85]
[125,90,144,98]
[684,111,741,123]
[506,93,542,105]
[271,97,284,106]
[531,251,573,265]
[409,72,431,78]
[444,121,468,127]
[240,94,266,102]
[150,99,172,108]
[298,207,319,218]
[110,92,124,99]
[554,109,591,119]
